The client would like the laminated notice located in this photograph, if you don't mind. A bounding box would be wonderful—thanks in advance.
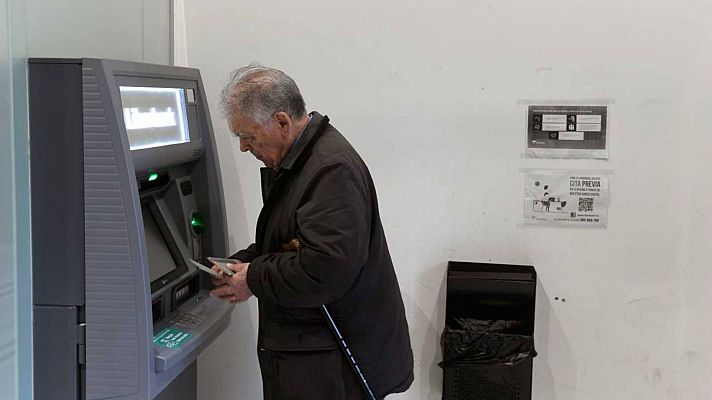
[524,170,610,228]
[526,104,609,159]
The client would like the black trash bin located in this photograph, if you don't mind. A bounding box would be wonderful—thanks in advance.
[441,261,537,400]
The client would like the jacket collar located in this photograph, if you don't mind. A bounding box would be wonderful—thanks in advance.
[278,111,329,171]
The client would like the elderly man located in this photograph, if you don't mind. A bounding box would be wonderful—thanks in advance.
[209,64,414,399]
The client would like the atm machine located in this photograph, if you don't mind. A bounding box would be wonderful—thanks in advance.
[29,58,234,399]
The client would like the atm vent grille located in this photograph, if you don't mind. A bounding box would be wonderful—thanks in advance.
[82,65,140,399]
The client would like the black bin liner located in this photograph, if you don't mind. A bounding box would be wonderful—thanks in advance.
[439,319,537,368]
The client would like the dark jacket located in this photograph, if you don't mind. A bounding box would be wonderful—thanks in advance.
[231,112,414,397]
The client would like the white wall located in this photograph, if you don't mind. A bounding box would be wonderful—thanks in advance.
[185,1,712,399]
[26,0,170,64]
[676,33,712,397]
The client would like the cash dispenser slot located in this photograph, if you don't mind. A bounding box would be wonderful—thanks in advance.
[173,275,199,309]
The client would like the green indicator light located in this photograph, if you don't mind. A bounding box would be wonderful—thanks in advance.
[148,173,159,182]
[190,211,205,235]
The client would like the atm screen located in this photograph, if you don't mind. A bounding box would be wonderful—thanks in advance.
[119,86,190,150]
[142,203,178,282]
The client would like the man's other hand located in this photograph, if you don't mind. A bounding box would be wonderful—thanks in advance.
[209,262,253,304]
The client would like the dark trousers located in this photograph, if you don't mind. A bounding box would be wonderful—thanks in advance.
[257,347,378,400]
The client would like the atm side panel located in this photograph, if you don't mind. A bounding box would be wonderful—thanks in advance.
[29,60,85,307]
[29,59,85,400]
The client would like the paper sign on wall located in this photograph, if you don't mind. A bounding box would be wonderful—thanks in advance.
[524,170,610,228]
[526,104,609,159]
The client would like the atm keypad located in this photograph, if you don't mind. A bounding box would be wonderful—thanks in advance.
[169,311,205,328]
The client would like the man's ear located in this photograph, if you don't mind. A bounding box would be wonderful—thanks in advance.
[274,112,291,136]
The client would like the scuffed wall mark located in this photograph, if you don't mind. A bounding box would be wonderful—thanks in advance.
[653,368,662,384]
[683,350,699,361]
[623,312,643,334]
[643,357,663,387]
[420,278,435,290]
[624,297,655,306]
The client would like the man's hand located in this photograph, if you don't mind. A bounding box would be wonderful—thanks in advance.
[209,262,253,304]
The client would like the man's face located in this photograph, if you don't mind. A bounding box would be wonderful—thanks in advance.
[228,113,288,169]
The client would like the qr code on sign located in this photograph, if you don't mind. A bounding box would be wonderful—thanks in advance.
[578,197,594,212]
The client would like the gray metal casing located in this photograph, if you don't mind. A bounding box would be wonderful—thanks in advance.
[30,58,232,400]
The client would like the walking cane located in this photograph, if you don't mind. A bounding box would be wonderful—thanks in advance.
[282,239,377,400]
[321,305,378,400]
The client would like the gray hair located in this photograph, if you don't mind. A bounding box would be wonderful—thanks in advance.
[219,63,306,125]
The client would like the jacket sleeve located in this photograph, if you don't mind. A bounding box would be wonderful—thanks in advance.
[229,243,258,263]
[246,161,370,308]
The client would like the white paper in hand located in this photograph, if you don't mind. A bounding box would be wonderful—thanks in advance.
[207,257,237,277]
[189,259,223,278]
